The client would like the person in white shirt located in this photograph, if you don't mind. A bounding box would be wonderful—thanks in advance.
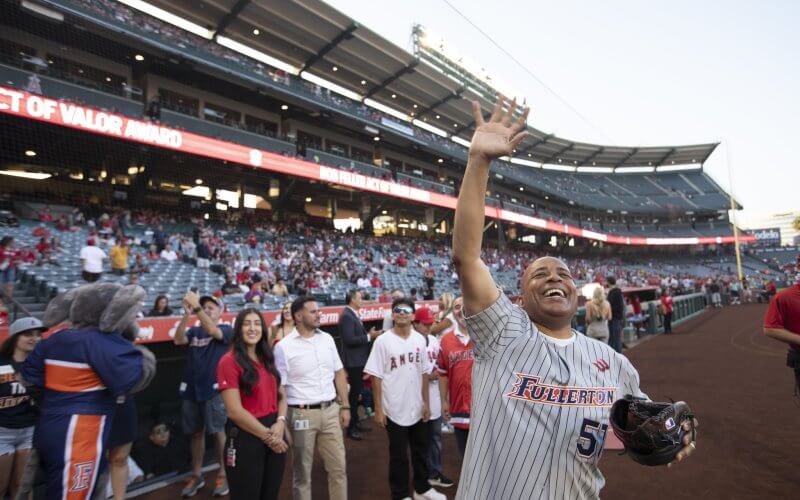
[412,307,455,490]
[273,297,350,500]
[356,274,371,289]
[365,298,445,500]
[79,238,106,282]
[160,244,178,262]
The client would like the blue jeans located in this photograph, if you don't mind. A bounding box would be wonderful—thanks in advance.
[608,319,623,353]
[427,417,442,477]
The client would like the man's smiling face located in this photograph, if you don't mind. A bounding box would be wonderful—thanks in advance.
[521,257,578,329]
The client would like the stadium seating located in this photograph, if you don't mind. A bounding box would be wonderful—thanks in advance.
[6,0,732,219]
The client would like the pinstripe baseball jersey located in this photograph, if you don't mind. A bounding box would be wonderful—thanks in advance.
[456,293,645,500]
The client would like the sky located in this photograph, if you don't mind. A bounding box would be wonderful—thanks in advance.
[325,0,798,227]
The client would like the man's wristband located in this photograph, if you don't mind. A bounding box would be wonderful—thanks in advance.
[277,415,286,422]
[192,306,202,314]
[340,407,350,411]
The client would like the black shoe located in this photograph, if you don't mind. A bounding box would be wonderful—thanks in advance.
[429,473,455,488]
[356,423,372,432]
[347,429,362,441]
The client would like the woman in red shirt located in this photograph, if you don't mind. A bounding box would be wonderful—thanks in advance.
[217,308,288,500]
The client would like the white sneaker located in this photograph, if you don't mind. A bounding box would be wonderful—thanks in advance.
[413,488,447,500]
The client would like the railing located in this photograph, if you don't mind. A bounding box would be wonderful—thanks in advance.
[575,292,707,341]
[0,289,34,323]
[0,62,143,117]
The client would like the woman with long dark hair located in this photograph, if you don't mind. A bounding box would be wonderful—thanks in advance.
[147,295,173,317]
[268,301,294,346]
[217,308,288,500]
[0,318,44,499]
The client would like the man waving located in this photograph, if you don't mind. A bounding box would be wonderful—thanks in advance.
[451,97,696,500]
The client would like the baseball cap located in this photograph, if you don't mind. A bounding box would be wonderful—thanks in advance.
[414,307,436,325]
[9,317,46,336]
[199,295,221,308]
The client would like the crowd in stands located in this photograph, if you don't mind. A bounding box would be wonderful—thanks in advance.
[2,202,789,317]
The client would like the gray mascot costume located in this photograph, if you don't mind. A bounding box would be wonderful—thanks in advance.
[17,282,156,499]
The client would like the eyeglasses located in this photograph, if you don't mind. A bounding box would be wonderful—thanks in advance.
[393,306,414,315]
[152,426,169,435]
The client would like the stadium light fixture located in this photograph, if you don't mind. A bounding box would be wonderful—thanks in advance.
[217,36,299,75]
[435,115,440,119]
[301,71,361,101]
[509,158,540,168]
[453,124,458,128]
[655,165,702,172]
[615,166,655,174]
[252,28,259,35]
[381,210,388,215]
[542,164,576,172]
[412,119,448,138]
[134,54,144,61]
[24,150,36,157]
[280,104,289,110]
[576,166,614,173]
[391,94,397,99]
[105,77,111,82]
[332,66,338,72]
[519,187,524,191]
[195,178,203,184]
[361,80,367,85]
[437,158,443,163]
[117,0,214,39]
[363,98,411,122]
[451,136,471,148]
[0,170,51,180]
[373,136,380,142]
[127,166,138,175]
[305,197,312,203]
[21,0,64,21]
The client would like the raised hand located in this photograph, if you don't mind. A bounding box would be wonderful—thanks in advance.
[469,96,530,162]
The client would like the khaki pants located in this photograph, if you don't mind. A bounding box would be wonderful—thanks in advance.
[288,403,347,500]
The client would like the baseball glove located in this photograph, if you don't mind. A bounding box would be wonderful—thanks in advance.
[609,395,696,466]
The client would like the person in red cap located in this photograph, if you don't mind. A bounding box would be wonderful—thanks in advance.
[413,307,454,489]
[764,273,800,396]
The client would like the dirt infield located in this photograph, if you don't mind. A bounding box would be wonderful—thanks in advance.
[143,303,796,499]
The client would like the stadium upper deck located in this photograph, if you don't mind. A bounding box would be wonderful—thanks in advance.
[0,0,750,245]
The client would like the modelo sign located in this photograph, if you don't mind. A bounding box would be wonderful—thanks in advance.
[752,228,781,245]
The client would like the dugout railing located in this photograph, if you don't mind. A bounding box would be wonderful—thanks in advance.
[575,292,707,343]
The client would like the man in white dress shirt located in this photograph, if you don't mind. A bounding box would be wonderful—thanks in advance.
[274,296,351,500]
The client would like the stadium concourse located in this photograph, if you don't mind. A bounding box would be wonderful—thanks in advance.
[136,303,796,500]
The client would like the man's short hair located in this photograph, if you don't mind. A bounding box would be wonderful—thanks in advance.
[291,296,317,320]
[410,288,417,296]
[606,276,617,286]
[391,297,415,311]
[345,289,361,305]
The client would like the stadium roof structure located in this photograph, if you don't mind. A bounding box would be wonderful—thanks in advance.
[145,0,720,169]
